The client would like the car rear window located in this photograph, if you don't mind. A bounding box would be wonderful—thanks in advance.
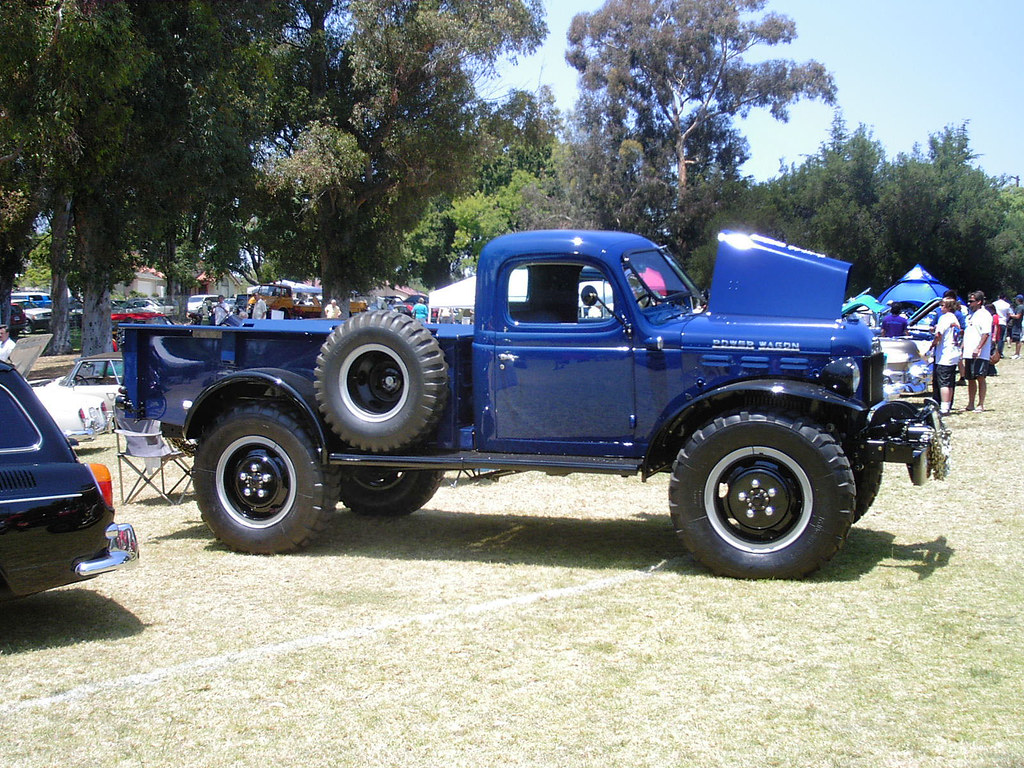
[0,384,42,452]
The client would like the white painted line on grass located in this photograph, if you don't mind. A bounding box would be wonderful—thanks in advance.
[11,559,677,713]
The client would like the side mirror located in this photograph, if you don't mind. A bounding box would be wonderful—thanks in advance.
[580,285,599,307]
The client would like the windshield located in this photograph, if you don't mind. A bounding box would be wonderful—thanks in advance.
[622,248,702,313]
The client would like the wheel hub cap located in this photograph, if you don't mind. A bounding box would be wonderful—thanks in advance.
[233,451,287,513]
[723,466,793,530]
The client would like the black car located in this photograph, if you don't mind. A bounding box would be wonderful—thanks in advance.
[0,361,138,600]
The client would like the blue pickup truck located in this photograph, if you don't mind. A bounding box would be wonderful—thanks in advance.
[118,230,948,578]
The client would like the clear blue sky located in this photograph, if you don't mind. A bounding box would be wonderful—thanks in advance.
[493,0,1024,182]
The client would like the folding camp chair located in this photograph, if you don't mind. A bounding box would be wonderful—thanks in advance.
[115,416,192,504]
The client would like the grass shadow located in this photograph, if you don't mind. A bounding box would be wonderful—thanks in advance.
[0,590,145,654]
[167,505,953,582]
[830,527,954,581]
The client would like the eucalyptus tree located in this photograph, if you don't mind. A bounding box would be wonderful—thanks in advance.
[565,0,835,250]
[259,0,546,309]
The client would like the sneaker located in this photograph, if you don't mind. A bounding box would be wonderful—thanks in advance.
[1013,354,1020,359]
[976,406,985,412]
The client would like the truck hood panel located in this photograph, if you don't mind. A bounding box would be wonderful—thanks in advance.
[709,233,851,322]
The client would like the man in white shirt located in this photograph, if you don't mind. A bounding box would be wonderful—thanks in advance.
[962,291,992,412]
[212,295,229,326]
[0,325,15,362]
[992,293,1012,357]
[929,297,962,414]
[251,293,267,320]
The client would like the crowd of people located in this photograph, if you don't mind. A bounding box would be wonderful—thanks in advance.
[924,290,1023,415]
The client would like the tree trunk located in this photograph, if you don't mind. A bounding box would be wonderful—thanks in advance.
[75,198,115,355]
[48,193,74,355]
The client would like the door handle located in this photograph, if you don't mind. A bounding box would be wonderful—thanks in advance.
[498,352,518,363]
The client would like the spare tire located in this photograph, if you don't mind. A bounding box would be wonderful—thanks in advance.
[314,310,448,452]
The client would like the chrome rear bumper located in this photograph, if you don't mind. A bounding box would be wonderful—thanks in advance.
[76,523,140,577]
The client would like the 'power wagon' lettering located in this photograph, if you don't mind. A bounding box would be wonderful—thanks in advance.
[712,339,802,351]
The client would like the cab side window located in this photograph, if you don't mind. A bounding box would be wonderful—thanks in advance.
[507,263,614,325]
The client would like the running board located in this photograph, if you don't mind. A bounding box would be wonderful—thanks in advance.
[327,450,643,477]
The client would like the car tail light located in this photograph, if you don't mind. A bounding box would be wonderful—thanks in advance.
[78,407,87,426]
[89,463,114,507]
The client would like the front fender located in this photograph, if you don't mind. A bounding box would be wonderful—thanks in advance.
[643,378,867,477]
[184,368,333,461]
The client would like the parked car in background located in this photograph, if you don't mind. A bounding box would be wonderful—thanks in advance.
[1,360,138,600]
[11,291,50,307]
[124,297,176,316]
[186,294,219,314]
[12,300,51,333]
[35,353,123,412]
[32,377,111,440]
[6,302,28,337]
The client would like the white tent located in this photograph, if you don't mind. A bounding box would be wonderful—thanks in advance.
[429,276,476,310]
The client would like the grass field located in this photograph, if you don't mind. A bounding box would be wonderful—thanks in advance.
[2,361,1022,768]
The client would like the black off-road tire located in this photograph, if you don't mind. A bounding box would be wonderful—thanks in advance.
[314,310,448,453]
[852,461,884,522]
[193,403,341,554]
[339,469,445,517]
[669,410,855,579]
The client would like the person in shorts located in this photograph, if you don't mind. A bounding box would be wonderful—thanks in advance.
[929,297,962,414]
[1010,294,1023,359]
[962,291,992,412]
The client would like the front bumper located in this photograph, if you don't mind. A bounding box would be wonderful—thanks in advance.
[862,398,951,485]
[76,523,140,577]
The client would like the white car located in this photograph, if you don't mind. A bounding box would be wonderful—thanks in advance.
[32,381,110,440]
[13,300,52,333]
[124,297,176,316]
[187,294,220,314]
[37,353,123,409]
[31,353,122,439]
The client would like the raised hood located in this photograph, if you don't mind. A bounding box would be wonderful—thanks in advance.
[708,233,851,321]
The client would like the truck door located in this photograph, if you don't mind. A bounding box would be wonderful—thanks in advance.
[485,260,637,455]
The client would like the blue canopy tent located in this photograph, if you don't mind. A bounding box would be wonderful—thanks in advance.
[876,265,950,307]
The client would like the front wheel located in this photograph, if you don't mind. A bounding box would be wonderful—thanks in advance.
[339,469,445,516]
[669,410,855,579]
[193,403,341,554]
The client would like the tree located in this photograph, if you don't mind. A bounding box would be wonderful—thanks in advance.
[877,125,1005,295]
[565,0,835,249]
[259,0,546,311]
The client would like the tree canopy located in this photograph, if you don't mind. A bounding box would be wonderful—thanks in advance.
[0,0,1020,353]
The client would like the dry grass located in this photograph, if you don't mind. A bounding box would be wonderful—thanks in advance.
[1,361,1023,768]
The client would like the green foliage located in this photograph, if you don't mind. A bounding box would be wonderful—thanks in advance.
[713,120,1012,299]
[564,0,836,250]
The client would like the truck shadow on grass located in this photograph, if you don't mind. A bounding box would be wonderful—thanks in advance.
[0,591,144,654]
[174,505,953,582]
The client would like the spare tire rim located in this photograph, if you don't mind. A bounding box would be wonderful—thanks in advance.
[216,436,297,529]
[703,446,813,553]
[340,343,411,423]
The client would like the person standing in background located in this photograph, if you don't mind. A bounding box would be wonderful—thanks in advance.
[413,297,429,322]
[962,291,992,412]
[993,293,1011,357]
[0,325,15,362]
[212,295,229,326]
[929,297,962,415]
[251,293,267,320]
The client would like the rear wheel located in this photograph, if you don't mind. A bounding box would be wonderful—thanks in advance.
[669,410,855,579]
[194,403,340,554]
[339,469,444,516]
